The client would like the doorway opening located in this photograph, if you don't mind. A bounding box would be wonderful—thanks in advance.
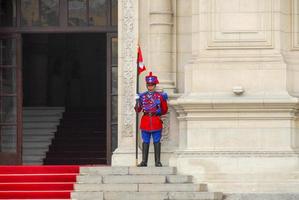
[23,33,106,110]
[22,33,108,165]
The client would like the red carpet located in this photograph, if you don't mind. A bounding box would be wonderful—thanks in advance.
[0,166,79,199]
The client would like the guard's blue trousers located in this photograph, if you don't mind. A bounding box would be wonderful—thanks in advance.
[141,130,162,144]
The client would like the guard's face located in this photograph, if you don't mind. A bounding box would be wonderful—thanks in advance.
[146,84,156,91]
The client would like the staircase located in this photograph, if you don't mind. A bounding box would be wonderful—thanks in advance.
[72,166,223,200]
[0,165,79,199]
[23,107,64,165]
[44,111,107,165]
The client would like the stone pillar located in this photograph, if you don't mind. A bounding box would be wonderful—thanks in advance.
[285,0,299,98]
[112,0,139,166]
[285,52,299,98]
[149,0,175,93]
[284,0,299,148]
[169,0,299,193]
[113,0,179,167]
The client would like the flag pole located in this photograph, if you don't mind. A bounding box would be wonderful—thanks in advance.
[135,45,139,166]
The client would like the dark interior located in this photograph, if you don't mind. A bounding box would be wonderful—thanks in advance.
[22,33,107,111]
[22,33,108,165]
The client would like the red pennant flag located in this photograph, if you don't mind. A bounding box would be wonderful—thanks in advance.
[137,46,146,75]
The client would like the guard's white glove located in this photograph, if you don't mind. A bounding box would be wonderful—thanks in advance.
[135,94,140,100]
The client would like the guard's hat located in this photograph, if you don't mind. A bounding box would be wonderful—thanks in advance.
[145,72,159,85]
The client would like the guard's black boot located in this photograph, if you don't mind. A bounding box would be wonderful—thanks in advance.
[138,142,149,167]
[154,142,162,167]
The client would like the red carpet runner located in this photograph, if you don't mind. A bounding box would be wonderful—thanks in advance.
[0,165,79,199]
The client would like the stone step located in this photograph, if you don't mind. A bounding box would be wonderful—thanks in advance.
[167,175,193,183]
[24,107,65,110]
[75,166,222,200]
[23,122,58,129]
[71,191,103,200]
[23,151,46,156]
[23,154,50,165]
[75,183,138,192]
[77,175,193,184]
[23,129,57,134]
[23,155,44,161]
[204,172,299,182]
[6,136,52,144]
[129,167,177,175]
[82,175,165,184]
[23,112,63,117]
[1,131,55,138]
[169,192,223,200]
[23,108,64,114]
[23,137,52,142]
[77,175,103,184]
[104,192,167,200]
[103,192,222,200]
[22,162,43,165]
[80,167,176,175]
[209,182,299,193]
[23,147,49,152]
[23,128,58,132]
[23,116,61,122]
[75,183,206,192]
[23,142,51,148]
[44,158,107,165]
[138,183,206,192]
[22,107,63,165]
[23,156,45,161]
[22,159,43,165]
[80,167,128,175]
[224,193,299,200]
[23,131,55,136]
[46,151,106,158]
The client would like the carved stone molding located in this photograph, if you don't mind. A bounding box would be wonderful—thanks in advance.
[292,0,299,50]
[207,0,274,49]
[161,113,170,142]
[148,0,176,92]
[120,0,137,137]
[174,150,299,157]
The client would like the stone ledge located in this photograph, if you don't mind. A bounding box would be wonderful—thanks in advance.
[128,167,177,175]
[77,174,193,184]
[80,167,129,175]
[103,175,166,183]
[223,193,299,200]
[169,192,223,200]
[103,192,222,200]
[71,191,103,200]
[138,183,207,192]
[75,183,138,192]
[104,191,168,200]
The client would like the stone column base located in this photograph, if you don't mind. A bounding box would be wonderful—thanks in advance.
[169,93,299,193]
[112,146,175,166]
[169,150,299,193]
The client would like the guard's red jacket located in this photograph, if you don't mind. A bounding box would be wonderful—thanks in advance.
[136,91,168,132]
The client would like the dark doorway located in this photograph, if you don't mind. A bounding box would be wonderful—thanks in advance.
[22,33,107,111]
[0,0,118,165]
[22,33,108,165]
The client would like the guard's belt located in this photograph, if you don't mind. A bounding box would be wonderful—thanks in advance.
[143,112,158,116]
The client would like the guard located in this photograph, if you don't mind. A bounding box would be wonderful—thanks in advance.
[135,72,168,167]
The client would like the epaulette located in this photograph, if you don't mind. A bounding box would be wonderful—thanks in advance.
[160,92,168,101]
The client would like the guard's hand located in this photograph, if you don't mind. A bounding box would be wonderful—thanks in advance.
[135,94,140,100]
[134,103,139,113]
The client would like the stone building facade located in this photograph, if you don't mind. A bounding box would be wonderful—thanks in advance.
[113,0,299,193]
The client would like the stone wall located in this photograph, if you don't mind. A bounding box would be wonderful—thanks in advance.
[114,0,299,193]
